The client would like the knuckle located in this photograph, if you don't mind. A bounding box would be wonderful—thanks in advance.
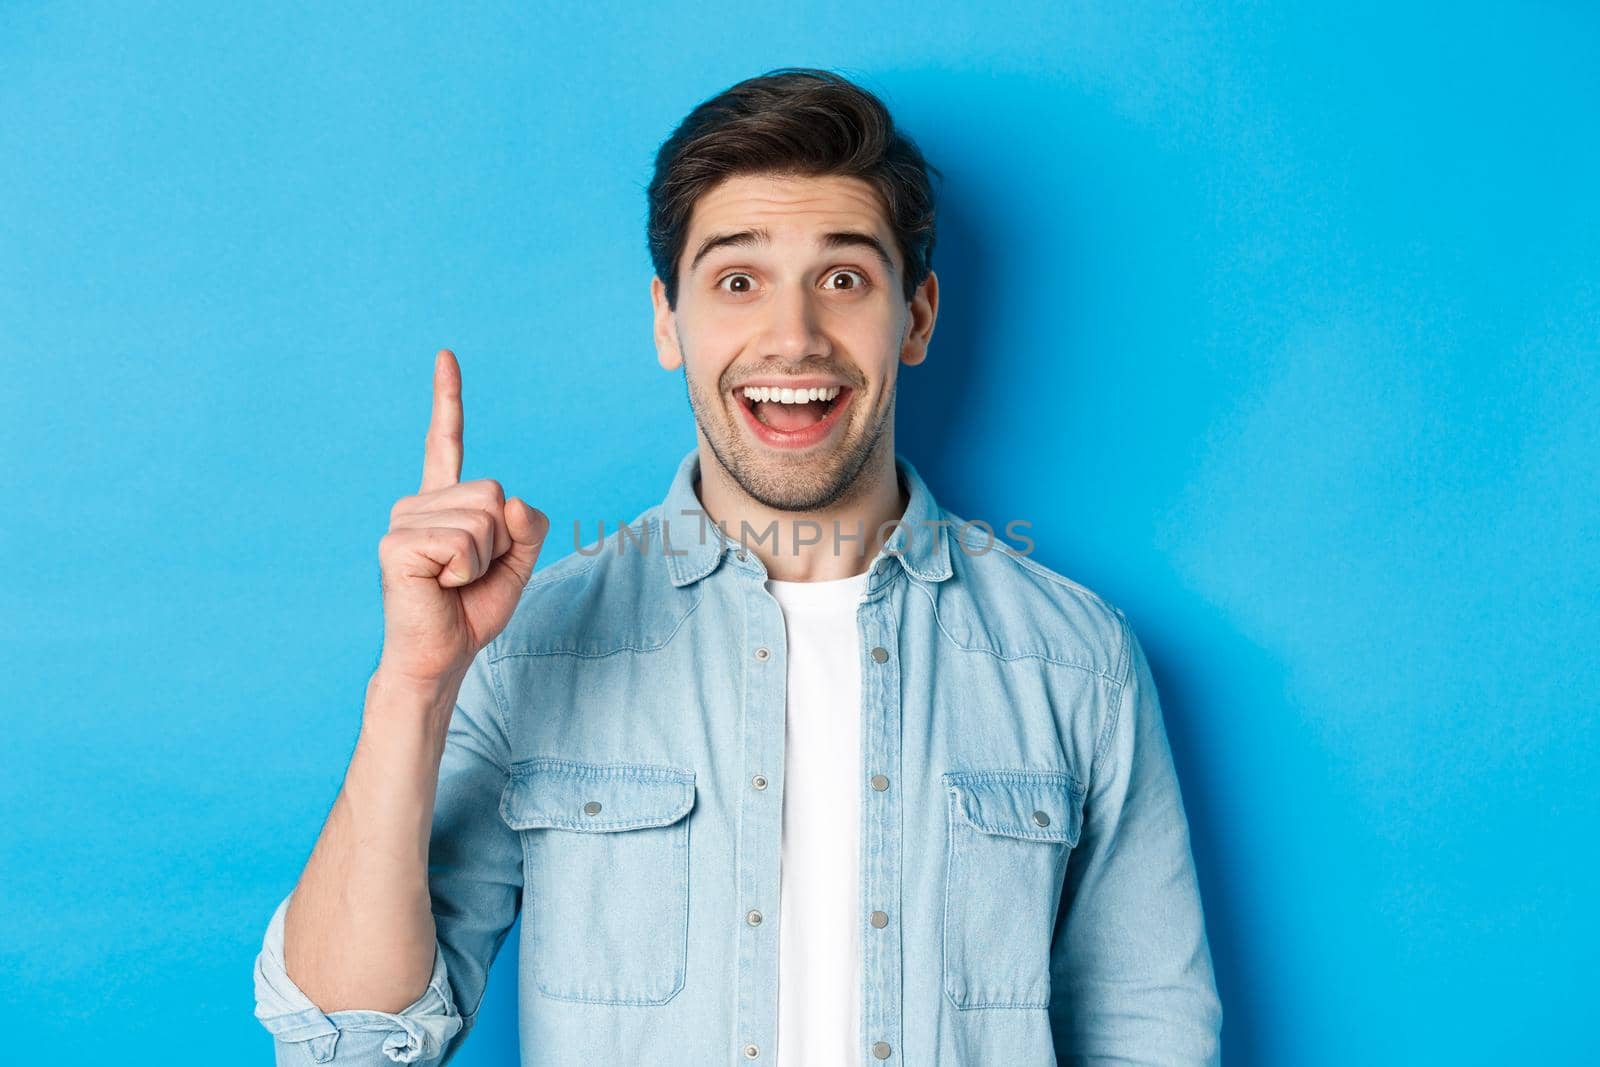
[448,527,478,557]
[473,477,506,506]
[427,426,462,446]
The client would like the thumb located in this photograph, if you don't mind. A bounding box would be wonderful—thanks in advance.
[495,497,549,587]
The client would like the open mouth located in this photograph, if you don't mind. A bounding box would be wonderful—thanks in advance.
[738,384,846,431]
[733,383,854,449]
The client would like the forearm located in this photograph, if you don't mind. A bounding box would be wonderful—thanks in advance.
[282,665,464,1014]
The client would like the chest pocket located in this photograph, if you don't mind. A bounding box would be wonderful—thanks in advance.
[941,768,1084,1010]
[499,758,696,1005]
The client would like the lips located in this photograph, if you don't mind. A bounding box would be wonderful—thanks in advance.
[734,385,854,450]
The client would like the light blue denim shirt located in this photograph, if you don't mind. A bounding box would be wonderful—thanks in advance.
[253,447,1222,1065]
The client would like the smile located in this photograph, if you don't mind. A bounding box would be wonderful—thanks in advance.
[733,382,854,450]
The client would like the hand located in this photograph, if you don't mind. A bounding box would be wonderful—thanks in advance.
[375,349,549,690]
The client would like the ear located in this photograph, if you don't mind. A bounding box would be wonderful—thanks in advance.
[899,269,939,367]
[652,276,683,371]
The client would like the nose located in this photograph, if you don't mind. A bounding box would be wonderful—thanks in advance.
[758,281,831,362]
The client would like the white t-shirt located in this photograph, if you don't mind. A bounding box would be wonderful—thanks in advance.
[764,570,871,1067]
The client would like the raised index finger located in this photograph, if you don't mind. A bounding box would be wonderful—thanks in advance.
[420,348,464,492]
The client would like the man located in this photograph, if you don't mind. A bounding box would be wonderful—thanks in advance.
[253,67,1222,1065]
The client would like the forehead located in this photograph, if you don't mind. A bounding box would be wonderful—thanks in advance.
[683,172,893,250]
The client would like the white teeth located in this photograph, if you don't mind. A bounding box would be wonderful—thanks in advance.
[741,385,842,404]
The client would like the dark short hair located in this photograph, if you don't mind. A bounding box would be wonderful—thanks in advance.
[647,67,940,308]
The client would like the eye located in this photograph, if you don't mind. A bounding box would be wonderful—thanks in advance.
[716,272,756,294]
[823,269,869,292]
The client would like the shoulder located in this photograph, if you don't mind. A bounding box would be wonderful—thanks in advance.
[486,504,703,660]
[930,507,1131,685]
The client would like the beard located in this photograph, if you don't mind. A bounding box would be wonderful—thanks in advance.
[683,362,894,514]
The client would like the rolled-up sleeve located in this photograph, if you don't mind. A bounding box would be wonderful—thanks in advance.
[253,890,464,1064]
[1049,613,1224,1066]
[251,646,525,1064]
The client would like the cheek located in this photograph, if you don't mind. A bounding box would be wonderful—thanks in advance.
[679,305,746,351]
[834,316,904,380]
[682,321,755,388]
[829,298,902,344]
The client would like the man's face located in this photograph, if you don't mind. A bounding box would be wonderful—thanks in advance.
[652,171,936,512]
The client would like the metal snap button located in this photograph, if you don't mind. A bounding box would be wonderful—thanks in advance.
[583,801,601,816]
[870,910,888,928]
[754,646,771,661]
[872,1041,892,1059]
[752,774,768,790]
[1032,810,1050,827]
[870,774,889,791]
[743,1043,759,1059]
[870,646,889,663]
[746,909,763,926]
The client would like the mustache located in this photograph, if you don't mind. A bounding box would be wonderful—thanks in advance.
[720,364,865,390]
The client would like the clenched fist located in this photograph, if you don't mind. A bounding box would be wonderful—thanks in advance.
[377,349,549,689]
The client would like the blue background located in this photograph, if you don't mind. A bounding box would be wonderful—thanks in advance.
[3,3,1596,1064]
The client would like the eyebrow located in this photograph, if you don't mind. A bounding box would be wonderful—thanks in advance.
[688,227,896,276]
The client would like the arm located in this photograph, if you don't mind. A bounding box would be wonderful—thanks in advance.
[252,349,544,1063]
[253,648,525,1065]
[1048,613,1223,1066]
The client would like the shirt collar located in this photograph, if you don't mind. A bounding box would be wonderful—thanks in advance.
[659,446,953,588]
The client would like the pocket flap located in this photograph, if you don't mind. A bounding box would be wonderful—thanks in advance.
[500,758,696,832]
[944,769,1083,845]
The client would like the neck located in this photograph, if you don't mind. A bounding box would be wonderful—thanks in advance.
[693,439,907,582]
